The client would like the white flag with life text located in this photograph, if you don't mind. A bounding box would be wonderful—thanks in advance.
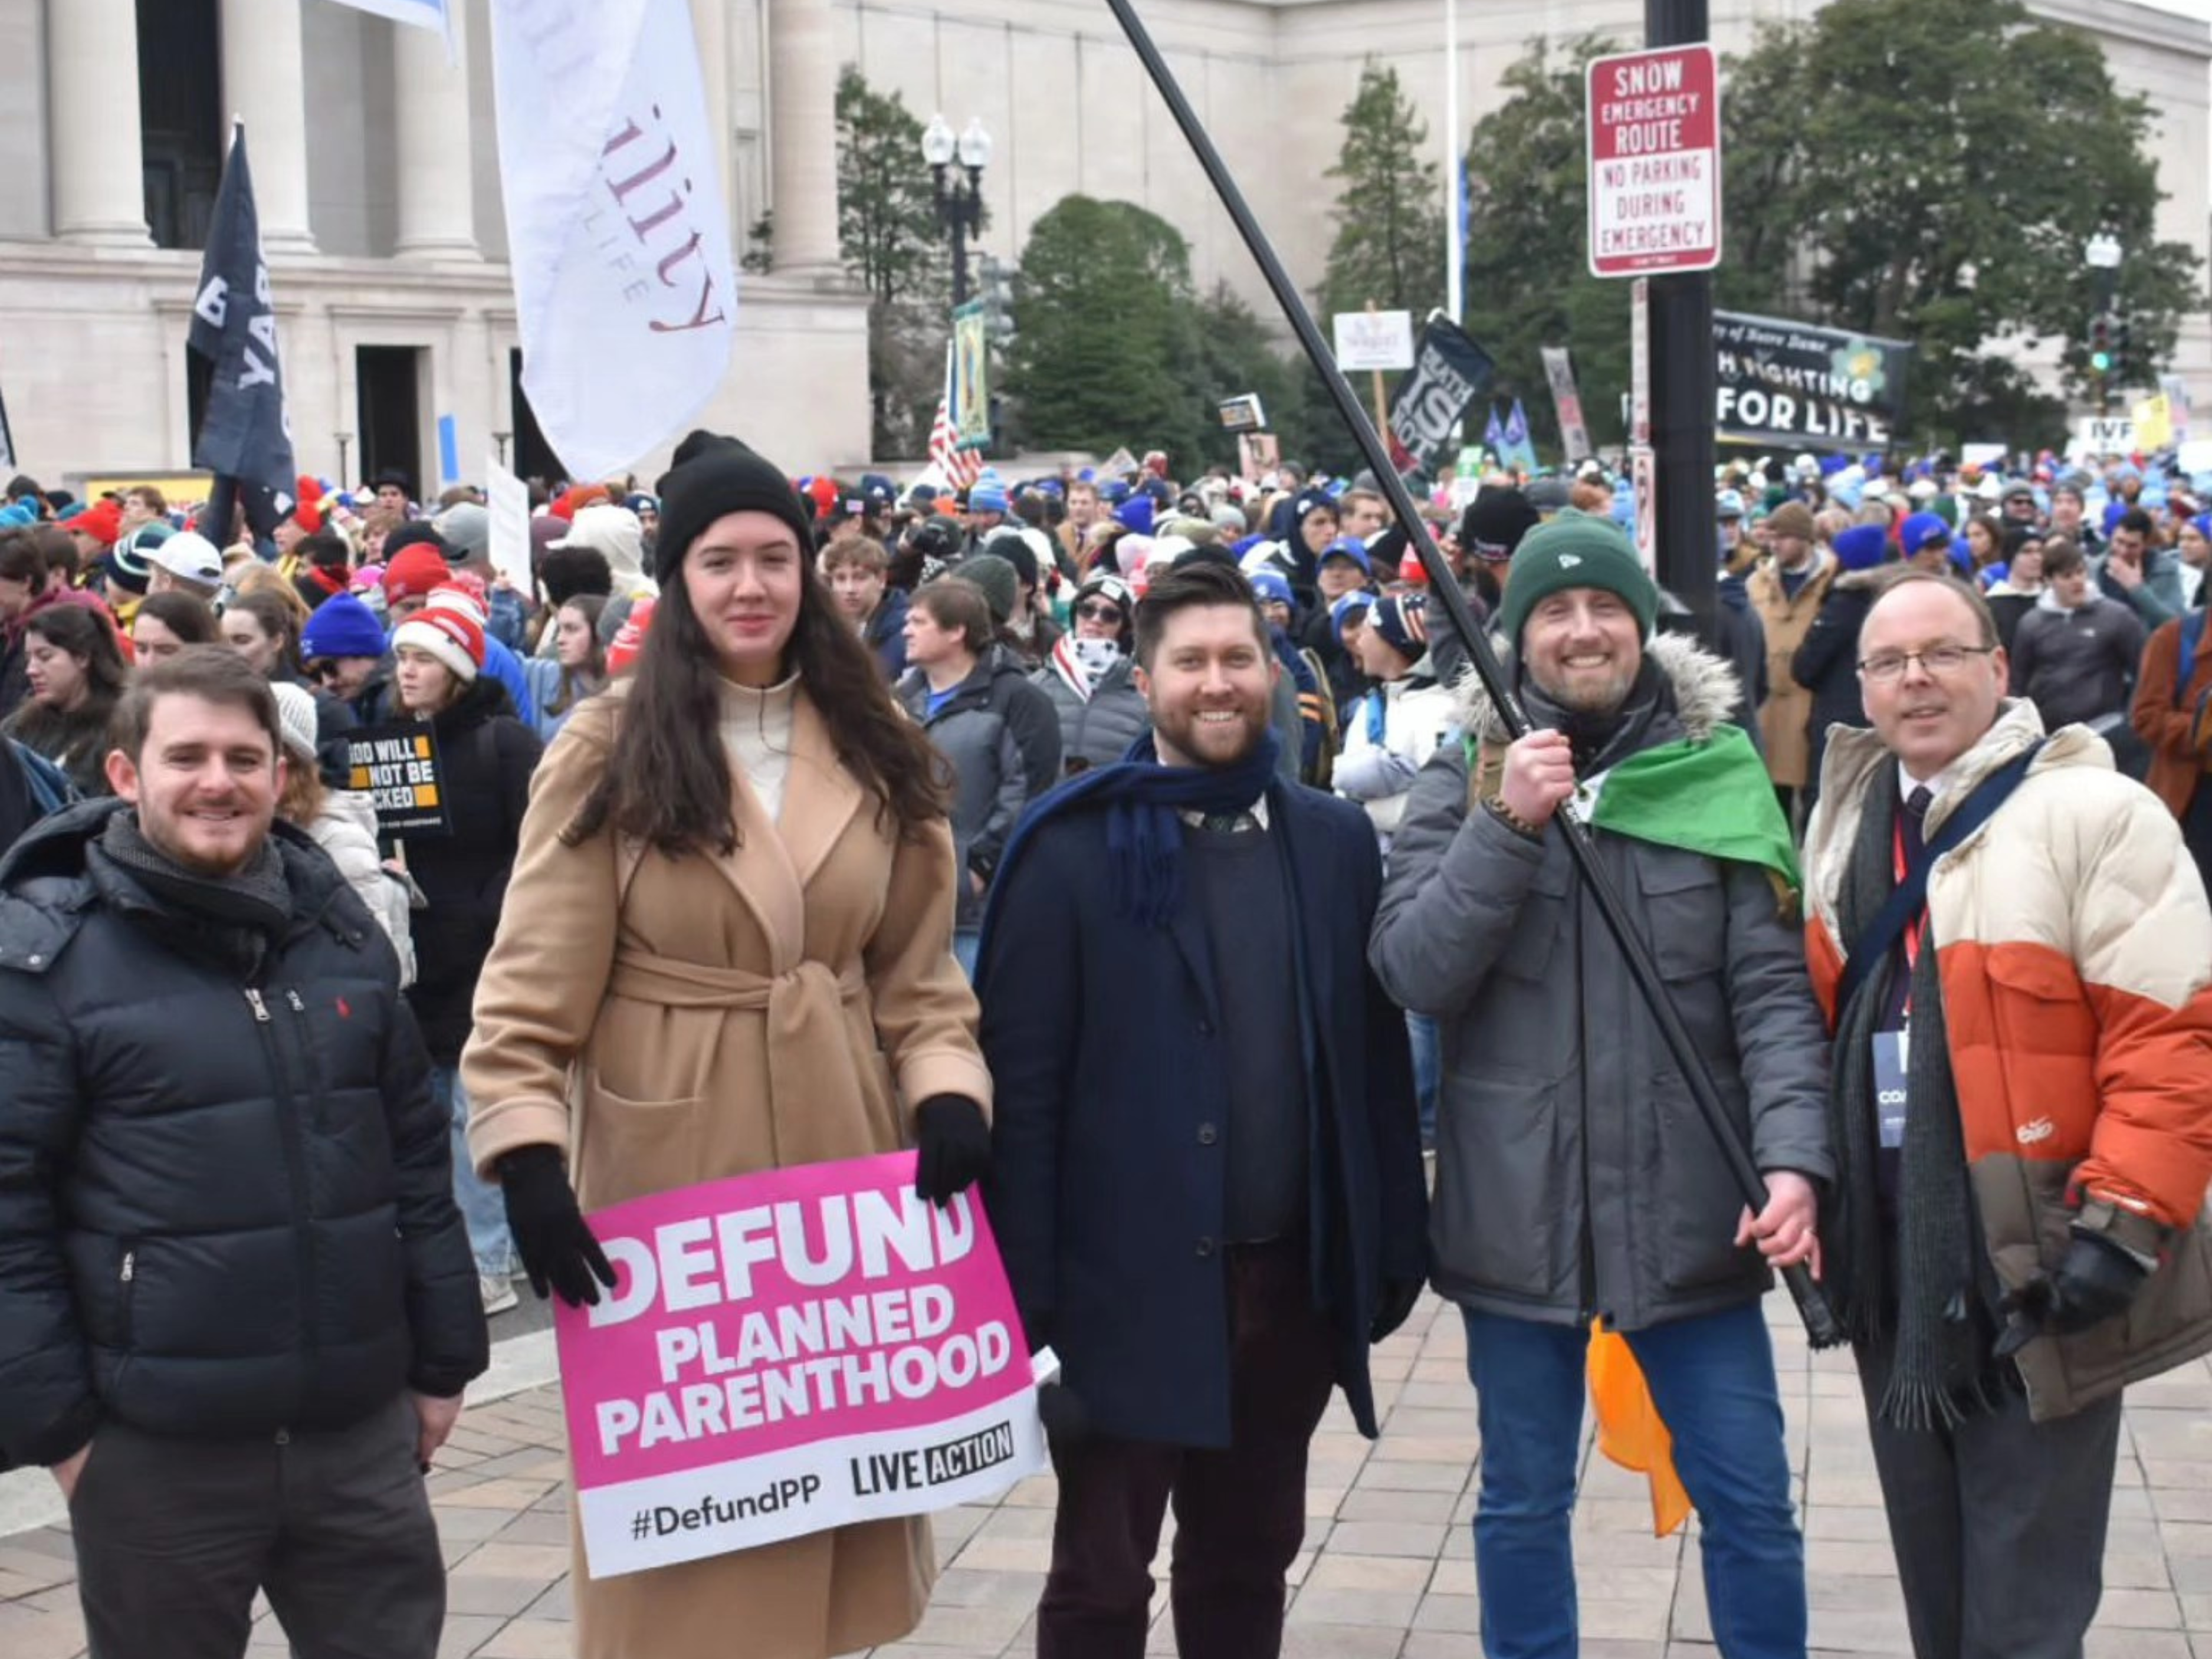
[487,0,736,481]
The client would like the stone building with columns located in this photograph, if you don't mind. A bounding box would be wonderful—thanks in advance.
[4,0,2206,494]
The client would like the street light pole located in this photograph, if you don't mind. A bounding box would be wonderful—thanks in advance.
[1645,0,1717,649]
[924,114,992,307]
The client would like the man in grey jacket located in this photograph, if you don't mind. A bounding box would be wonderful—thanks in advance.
[1371,513,1833,1659]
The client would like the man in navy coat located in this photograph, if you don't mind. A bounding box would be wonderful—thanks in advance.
[978,558,1429,1659]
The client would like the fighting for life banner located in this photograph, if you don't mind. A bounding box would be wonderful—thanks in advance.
[554,1153,1048,1579]
[1713,311,1911,451]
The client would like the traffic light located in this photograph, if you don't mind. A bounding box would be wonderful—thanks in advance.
[977,254,1017,344]
[2088,313,2113,374]
[2109,313,2132,377]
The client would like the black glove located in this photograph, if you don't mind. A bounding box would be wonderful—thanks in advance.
[913,1095,990,1208]
[1037,1381,1089,1453]
[1371,1277,1426,1343]
[500,1145,617,1308]
[1994,1232,2148,1358]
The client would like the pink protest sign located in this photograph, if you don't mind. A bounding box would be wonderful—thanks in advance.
[552,1152,1046,1579]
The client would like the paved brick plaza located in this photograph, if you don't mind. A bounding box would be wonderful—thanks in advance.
[5,1289,2210,1658]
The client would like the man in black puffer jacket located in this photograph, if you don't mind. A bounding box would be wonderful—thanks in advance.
[0,649,485,1659]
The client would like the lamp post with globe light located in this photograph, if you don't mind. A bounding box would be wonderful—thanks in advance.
[922,114,992,307]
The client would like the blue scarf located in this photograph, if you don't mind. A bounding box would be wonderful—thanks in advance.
[977,728,1284,948]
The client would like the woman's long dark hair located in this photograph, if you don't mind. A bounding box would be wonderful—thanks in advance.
[27,605,128,707]
[566,553,946,855]
[224,588,304,678]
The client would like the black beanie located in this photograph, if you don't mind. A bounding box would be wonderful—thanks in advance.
[652,433,816,583]
[1458,486,1541,564]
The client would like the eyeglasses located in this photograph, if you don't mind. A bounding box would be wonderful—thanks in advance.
[1075,603,1124,624]
[1857,644,1997,682]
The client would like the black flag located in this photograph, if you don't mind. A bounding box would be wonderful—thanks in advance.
[1384,313,1496,476]
[188,125,297,535]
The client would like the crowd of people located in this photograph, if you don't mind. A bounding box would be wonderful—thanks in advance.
[0,432,2206,1659]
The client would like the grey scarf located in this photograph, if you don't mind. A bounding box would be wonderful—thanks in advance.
[96,810,293,978]
[1824,769,2008,1427]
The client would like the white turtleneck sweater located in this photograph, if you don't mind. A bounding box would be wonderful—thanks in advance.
[720,674,797,822]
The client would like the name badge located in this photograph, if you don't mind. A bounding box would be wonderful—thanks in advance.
[1872,1029,1909,1149]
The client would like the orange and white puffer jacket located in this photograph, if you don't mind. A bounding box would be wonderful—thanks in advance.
[1803,699,2212,1421]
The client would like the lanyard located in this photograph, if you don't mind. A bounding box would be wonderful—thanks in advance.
[1890,816,1929,1010]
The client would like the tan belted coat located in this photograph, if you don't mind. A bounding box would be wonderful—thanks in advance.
[462,681,991,1659]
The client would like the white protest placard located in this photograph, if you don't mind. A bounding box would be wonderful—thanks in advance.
[486,456,533,596]
[1332,310,1416,372]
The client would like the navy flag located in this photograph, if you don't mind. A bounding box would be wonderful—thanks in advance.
[188,124,297,533]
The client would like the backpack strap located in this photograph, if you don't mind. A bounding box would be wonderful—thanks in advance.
[1835,739,2046,1017]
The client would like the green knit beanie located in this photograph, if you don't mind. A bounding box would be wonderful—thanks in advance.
[1498,510,1660,648]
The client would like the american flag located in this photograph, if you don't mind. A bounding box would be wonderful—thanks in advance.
[928,340,982,491]
[929,395,981,491]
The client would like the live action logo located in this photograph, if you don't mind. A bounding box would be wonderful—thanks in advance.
[851,1421,1018,1497]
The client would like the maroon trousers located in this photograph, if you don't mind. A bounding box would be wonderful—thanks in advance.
[1035,1239,1338,1659]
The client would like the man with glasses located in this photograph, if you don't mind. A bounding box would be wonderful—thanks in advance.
[1801,570,2212,1659]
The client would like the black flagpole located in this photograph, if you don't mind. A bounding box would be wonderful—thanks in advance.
[1102,0,1840,1345]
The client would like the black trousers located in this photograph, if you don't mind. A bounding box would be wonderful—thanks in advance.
[1036,1239,1338,1659]
[1855,1336,2123,1659]
[70,1394,444,1659]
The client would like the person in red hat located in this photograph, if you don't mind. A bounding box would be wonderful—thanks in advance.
[382,543,454,625]
[390,599,544,1318]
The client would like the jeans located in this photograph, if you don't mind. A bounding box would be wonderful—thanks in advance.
[953,928,980,980]
[1407,1013,1440,1149]
[1462,1302,1806,1659]
[430,1065,513,1279]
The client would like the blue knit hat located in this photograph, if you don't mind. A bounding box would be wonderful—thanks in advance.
[301,592,389,661]
[1318,536,1371,576]
[1247,569,1293,607]
[1113,495,1155,536]
[1899,511,1950,553]
[1368,592,1429,659]
[1833,524,1890,572]
[968,481,1009,515]
[1330,591,1376,642]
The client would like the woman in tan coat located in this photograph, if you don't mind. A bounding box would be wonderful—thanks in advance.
[462,434,993,1659]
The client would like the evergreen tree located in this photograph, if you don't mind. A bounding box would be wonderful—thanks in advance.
[1320,63,1448,322]
[834,66,949,456]
[1721,0,2200,444]
[1005,196,1206,459]
[1459,36,1630,458]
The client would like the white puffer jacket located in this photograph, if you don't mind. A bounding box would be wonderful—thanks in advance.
[307,788,417,987]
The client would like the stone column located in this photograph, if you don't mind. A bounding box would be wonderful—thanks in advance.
[766,0,841,275]
[49,0,152,244]
[690,0,736,236]
[392,14,478,258]
[221,0,317,253]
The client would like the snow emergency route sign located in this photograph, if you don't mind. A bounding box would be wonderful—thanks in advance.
[1586,44,1721,278]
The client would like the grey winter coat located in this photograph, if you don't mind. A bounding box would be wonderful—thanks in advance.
[1369,635,1834,1332]
[1033,643,1151,775]
[897,659,1030,929]
[2009,590,2148,732]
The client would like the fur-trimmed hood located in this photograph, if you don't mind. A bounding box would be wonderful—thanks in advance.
[1449,630,1746,747]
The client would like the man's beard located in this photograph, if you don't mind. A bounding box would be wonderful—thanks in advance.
[1528,659,1637,715]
